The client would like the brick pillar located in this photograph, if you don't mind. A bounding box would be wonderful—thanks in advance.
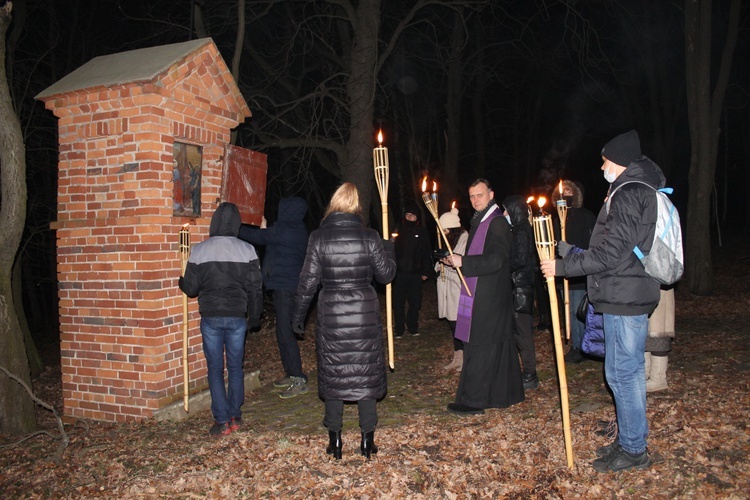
[39,42,250,422]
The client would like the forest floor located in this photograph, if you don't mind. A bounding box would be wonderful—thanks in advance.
[1,239,749,498]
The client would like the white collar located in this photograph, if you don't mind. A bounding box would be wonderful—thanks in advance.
[480,204,499,223]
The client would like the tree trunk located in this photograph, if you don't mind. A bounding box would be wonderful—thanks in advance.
[683,0,741,295]
[13,260,43,378]
[0,3,36,435]
[343,0,381,223]
[443,8,465,197]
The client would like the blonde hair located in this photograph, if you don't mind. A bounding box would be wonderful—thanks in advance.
[324,182,362,218]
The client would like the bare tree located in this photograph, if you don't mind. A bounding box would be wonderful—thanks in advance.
[234,0,491,218]
[683,0,741,294]
[0,1,36,435]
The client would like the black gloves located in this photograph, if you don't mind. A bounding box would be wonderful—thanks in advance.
[292,321,305,341]
[557,240,573,258]
[382,238,395,253]
[248,317,262,332]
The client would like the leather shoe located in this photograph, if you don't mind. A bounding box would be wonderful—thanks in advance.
[565,347,585,364]
[522,373,539,390]
[326,431,342,460]
[447,403,484,415]
[360,430,378,459]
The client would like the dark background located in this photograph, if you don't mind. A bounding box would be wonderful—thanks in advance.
[4,0,749,348]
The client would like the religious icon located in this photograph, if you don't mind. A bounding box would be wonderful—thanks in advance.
[173,141,202,217]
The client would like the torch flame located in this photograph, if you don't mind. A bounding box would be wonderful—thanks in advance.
[451,201,456,210]
[432,181,437,192]
[537,196,547,209]
[559,180,563,195]
[421,177,427,192]
[527,196,535,204]
[377,130,383,145]
[182,222,190,229]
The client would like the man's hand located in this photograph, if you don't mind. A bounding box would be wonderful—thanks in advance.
[248,317,262,332]
[540,259,558,279]
[442,254,462,268]
[292,321,305,337]
[260,216,267,229]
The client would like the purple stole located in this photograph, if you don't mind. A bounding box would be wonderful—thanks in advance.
[454,207,502,343]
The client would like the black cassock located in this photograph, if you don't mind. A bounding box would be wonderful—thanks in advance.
[454,207,525,409]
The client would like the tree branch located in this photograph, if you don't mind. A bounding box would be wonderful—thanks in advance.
[0,365,70,462]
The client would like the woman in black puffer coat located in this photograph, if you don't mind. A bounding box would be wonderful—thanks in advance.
[292,183,396,460]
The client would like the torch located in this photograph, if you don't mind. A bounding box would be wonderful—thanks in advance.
[373,131,395,370]
[532,197,574,469]
[432,182,446,283]
[179,223,191,412]
[556,181,571,341]
[421,178,471,296]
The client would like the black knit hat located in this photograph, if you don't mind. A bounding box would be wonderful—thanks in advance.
[601,130,641,167]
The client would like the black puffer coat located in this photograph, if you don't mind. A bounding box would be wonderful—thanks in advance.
[293,212,396,401]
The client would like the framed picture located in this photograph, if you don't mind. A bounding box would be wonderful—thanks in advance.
[173,141,202,217]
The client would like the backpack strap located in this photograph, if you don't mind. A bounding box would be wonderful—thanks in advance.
[606,180,671,260]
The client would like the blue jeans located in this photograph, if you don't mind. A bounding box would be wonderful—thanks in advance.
[603,313,649,454]
[201,316,247,424]
[569,289,586,350]
[273,289,306,380]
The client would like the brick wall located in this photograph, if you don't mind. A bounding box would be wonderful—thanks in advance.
[42,43,249,422]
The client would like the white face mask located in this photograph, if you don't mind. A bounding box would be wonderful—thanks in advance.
[603,163,618,184]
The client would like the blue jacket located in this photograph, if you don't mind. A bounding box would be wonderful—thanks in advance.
[238,197,308,291]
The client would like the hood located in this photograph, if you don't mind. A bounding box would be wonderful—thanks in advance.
[551,180,584,208]
[403,200,421,221]
[277,196,307,222]
[209,202,242,237]
[502,195,531,227]
[613,156,666,191]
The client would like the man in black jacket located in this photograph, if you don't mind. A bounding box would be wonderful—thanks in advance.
[393,202,433,337]
[541,130,662,473]
[239,197,309,399]
[180,202,263,437]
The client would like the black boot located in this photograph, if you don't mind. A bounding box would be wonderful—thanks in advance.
[360,430,378,459]
[326,430,342,460]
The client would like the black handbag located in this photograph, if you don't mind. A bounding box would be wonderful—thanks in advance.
[576,292,590,323]
[513,287,535,314]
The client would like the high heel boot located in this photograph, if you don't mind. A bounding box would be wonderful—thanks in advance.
[326,430,342,459]
[360,430,378,459]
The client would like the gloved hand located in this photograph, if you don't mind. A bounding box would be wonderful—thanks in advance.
[557,240,573,258]
[381,239,395,254]
[292,321,305,339]
[248,317,262,332]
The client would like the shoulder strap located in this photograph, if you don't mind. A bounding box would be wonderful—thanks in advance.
[607,181,675,261]
[606,180,661,213]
